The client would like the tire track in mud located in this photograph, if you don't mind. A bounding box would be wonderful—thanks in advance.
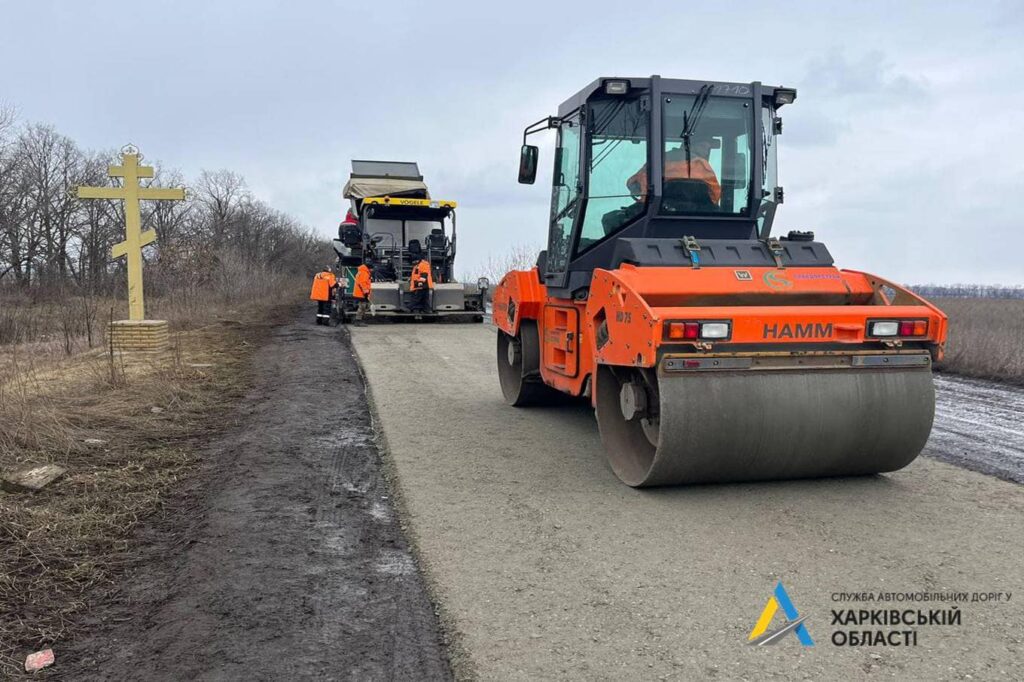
[925,374,1024,483]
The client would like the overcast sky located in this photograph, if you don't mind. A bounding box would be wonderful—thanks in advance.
[2,0,1022,284]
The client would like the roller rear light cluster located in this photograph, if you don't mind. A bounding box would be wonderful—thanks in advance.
[868,319,928,338]
[665,320,731,341]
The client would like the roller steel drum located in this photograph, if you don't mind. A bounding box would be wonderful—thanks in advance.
[595,365,936,487]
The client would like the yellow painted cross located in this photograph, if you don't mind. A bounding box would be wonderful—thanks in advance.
[77,149,185,321]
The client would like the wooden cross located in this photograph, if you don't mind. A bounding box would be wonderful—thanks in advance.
[77,150,185,321]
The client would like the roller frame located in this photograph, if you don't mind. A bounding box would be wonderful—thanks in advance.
[493,265,947,487]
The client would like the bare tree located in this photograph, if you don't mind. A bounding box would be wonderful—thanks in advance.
[0,107,329,303]
[468,242,542,284]
[194,169,248,244]
[0,104,23,283]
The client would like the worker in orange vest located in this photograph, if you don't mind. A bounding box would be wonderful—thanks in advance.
[407,259,434,313]
[599,134,721,236]
[626,135,721,204]
[310,266,338,326]
[352,263,372,326]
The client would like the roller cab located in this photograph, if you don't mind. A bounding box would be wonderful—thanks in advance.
[494,76,949,486]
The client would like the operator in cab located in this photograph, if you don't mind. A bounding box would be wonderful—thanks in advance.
[309,266,338,326]
[407,259,434,313]
[601,133,722,235]
[352,263,372,326]
[626,133,721,205]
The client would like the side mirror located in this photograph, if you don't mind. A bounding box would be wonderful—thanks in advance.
[518,144,539,185]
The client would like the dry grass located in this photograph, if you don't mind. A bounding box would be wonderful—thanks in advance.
[0,294,299,675]
[933,298,1024,384]
[0,298,113,385]
[0,263,307,383]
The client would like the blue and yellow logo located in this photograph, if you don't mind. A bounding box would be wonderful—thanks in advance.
[748,582,814,646]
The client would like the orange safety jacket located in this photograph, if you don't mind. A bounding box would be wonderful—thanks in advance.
[409,259,434,291]
[353,264,372,300]
[627,157,721,204]
[310,271,337,301]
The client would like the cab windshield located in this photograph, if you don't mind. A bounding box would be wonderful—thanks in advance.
[660,93,753,215]
[364,217,447,257]
[573,92,755,257]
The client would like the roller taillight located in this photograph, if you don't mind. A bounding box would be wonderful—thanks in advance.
[868,319,928,338]
[665,320,732,341]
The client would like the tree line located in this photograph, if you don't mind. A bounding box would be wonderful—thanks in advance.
[909,284,1024,300]
[0,103,330,295]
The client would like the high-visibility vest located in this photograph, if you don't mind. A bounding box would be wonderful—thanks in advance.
[310,271,337,301]
[409,260,434,291]
[353,265,372,300]
[627,157,721,204]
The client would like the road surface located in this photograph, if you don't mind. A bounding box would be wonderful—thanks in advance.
[351,323,1023,681]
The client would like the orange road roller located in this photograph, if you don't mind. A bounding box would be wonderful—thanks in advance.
[493,76,948,486]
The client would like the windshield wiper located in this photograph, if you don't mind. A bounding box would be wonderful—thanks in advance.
[552,193,581,224]
[681,84,713,167]
[592,104,645,172]
[590,100,628,172]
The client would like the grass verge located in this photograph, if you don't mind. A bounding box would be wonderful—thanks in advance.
[933,298,1024,384]
[0,305,291,676]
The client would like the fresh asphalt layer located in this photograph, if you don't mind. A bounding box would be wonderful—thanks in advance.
[351,323,1023,681]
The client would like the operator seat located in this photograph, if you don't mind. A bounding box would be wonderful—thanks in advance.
[339,223,362,247]
[661,179,715,214]
[427,228,448,268]
[427,228,448,253]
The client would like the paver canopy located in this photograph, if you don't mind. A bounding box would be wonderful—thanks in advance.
[342,177,430,200]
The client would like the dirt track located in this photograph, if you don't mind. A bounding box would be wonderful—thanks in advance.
[931,374,1024,483]
[351,323,1023,681]
[61,315,450,681]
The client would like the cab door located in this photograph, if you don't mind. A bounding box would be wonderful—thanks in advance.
[543,112,582,290]
[542,305,580,377]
